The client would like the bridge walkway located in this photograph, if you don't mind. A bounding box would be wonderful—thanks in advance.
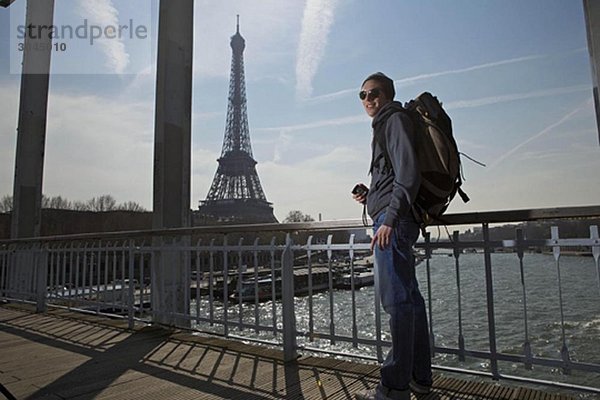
[0,303,574,400]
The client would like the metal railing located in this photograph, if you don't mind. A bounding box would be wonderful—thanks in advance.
[1,205,599,395]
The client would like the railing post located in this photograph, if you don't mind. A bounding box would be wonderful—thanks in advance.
[453,230,465,362]
[551,226,571,374]
[424,231,435,356]
[223,235,229,337]
[253,237,260,334]
[482,223,499,379]
[208,238,216,326]
[270,236,277,336]
[128,240,135,329]
[0,248,6,299]
[373,243,383,363]
[281,234,298,362]
[591,225,600,295]
[306,235,314,342]
[516,229,533,370]
[349,234,358,348]
[326,234,335,345]
[35,244,47,313]
[237,237,244,331]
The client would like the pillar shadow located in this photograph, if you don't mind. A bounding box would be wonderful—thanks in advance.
[2,308,411,400]
[1,315,282,400]
[283,361,305,400]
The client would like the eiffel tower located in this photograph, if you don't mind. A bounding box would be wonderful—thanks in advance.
[198,17,277,224]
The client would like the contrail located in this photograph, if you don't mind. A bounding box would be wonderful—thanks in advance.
[488,99,593,170]
[445,85,589,110]
[78,0,129,74]
[295,0,339,101]
[257,114,366,134]
[395,54,546,87]
[307,53,552,103]
[258,85,589,134]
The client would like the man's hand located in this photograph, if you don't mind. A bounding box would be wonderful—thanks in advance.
[371,224,393,251]
[352,183,368,205]
[352,192,367,205]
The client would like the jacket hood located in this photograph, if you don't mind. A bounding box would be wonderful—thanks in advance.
[372,101,405,129]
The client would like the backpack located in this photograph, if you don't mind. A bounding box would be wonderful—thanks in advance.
[374,92,470,226]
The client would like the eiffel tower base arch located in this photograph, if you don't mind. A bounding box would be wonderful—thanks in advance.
[196,199,277,225]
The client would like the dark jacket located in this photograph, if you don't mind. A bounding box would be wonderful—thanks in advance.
[366,101,421,227]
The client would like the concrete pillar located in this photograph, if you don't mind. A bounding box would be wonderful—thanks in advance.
[151,0,193,326]
[8,0,54,309]
[11,0,55,239]
[584,0,600,145]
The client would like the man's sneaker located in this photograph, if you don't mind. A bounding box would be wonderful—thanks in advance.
[355,383,410,400]
[355,387,380,400]
[409,379,432,395]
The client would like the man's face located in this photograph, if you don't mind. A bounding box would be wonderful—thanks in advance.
[360,79,390,118]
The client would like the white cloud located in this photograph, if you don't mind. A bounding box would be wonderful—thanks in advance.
[295,0,339,100]
[1,79,239,210]
[77,0,129,73]
[260,146,368,221]
[0,80,158,205]
[41,91,154,206]
[126,64,154,92]
[272,132,293,163]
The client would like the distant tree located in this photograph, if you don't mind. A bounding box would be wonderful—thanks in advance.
[72,200,90,211]
[0,195,12,213]
[283,210,315,223]
[118,201,147,212]
[87,195,117,212]
[0,193,147,213]
[42,195,72,209]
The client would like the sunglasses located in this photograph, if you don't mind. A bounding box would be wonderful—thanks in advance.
[358,87,381,101]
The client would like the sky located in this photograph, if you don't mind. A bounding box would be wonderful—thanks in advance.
[0,0,599,222]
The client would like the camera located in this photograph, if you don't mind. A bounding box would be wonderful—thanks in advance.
[352,184,367,196]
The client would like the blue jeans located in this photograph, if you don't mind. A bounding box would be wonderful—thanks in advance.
[373,213,432,390]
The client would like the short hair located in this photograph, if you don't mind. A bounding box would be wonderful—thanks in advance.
[361,72,395,100]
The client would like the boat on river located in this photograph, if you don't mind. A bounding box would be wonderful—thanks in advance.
[335,266,374,289]
[231,266,332,302]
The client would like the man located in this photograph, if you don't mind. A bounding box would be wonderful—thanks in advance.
[352,72,432,400]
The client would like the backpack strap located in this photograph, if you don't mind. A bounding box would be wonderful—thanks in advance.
[457,187,470,203]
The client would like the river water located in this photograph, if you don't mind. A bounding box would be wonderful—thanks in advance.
[193,253,600,397]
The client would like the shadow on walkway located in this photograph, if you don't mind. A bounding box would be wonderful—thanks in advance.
[0,305,578,400]
[0,307,368,399]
